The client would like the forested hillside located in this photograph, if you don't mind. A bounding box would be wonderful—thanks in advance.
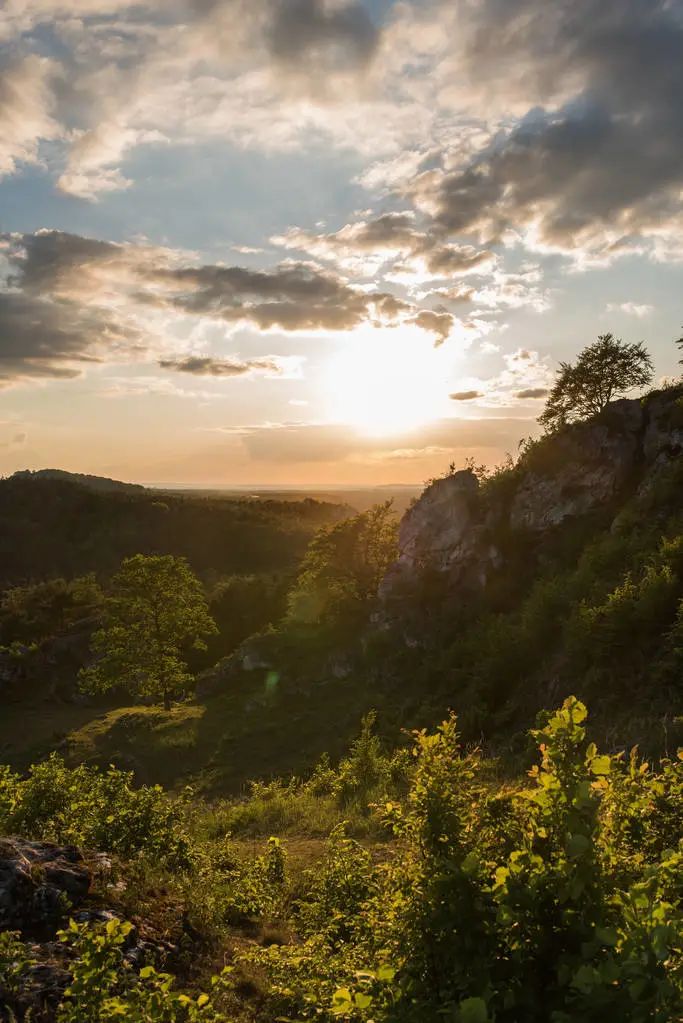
[0,474,349,585]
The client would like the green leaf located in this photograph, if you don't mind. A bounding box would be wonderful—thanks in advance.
[590,755,611,776]
[458,996,489,1023]
[355,992,373,1009]
[566,833,591,858]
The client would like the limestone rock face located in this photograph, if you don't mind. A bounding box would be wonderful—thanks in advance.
[509,399,645,532]
[643,389,683,462]
[379,470,484,600]
[378,389,683,612]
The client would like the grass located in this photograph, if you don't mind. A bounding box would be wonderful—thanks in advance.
[0,663,382,795]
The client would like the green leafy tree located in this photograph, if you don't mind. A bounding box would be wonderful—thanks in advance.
[539,334,653,432]
[286,503,398,624]
[80,554,217,709]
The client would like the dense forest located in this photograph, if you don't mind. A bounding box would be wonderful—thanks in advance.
[1,341,682,1021]
[0,473,349,585]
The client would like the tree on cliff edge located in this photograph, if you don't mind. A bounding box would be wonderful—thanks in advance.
[80,554,217,709]
[286,502,398,625]
[539,334,653,433]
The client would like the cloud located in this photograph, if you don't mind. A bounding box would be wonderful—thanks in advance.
[407,0,683,261]
[606,302,654,318]
[0,228,464,386]
[446,348,554,409]
[266,0,379,75]
[234,415,538,466]
[450,390,484,401]
[158,355,300,377]
[5,0,683,264]
[0,55,60,177]
[275,213,496,279]
[148,261,411,333]
[56,123,166,201]
[4,0,391,199]
[0,290,142,385]
[409,309,454,346]
[515,387,548,399]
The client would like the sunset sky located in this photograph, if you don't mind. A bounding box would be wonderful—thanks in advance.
[1,0,682,486]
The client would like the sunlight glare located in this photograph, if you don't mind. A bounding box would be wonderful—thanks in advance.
[325,327,451,436]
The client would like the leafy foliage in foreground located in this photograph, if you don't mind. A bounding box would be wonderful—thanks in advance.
[0,918,234,1022]
[245,699,683,1023]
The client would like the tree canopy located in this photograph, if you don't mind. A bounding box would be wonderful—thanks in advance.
[80,554,217,709]
[539,334,653,432]
[286,503,398,625]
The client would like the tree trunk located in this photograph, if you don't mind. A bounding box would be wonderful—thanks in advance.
[163,689,171,711]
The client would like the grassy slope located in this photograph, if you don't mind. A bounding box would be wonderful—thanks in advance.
[0,668,379,794]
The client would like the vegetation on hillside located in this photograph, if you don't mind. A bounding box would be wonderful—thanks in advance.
[287,503,398,625]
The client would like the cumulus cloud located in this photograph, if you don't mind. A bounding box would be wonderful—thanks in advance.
[0,228,462,385]
[266,0,379,76]
[2,0,392,199]
[409,309,454,346]
[0,290,143,385]
[56,123,166,201]
[147,261,411,333]
[275,213,496,279]
[5,0,683,264]
[515,387,548,400]
[406,0,683,261]
[446,348,554,409]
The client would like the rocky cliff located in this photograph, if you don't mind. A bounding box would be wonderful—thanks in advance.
[379,387,683,612]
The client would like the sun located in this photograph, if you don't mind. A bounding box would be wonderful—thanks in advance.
[324,327,452,436]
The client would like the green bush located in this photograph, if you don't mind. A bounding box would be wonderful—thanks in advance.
[0,754,190,866]
[248,699,683,1023]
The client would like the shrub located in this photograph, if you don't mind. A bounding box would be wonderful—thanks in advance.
[250,699,683,1023]
[0,754,190,866]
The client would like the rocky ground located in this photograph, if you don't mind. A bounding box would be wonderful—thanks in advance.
[0,837,173,1021]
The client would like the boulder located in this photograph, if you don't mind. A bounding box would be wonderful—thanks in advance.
[0,838,90,937]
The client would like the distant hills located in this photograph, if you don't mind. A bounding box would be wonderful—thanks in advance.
[8,470,422,514]
[10,469,147,494]
[0,471,350,586]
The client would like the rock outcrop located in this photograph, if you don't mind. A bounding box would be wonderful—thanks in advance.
[379,387,683,613]
[0,838,90,937]
[0,838,173,1021]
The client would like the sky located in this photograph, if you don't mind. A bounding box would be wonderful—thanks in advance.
[1,0,682,487]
